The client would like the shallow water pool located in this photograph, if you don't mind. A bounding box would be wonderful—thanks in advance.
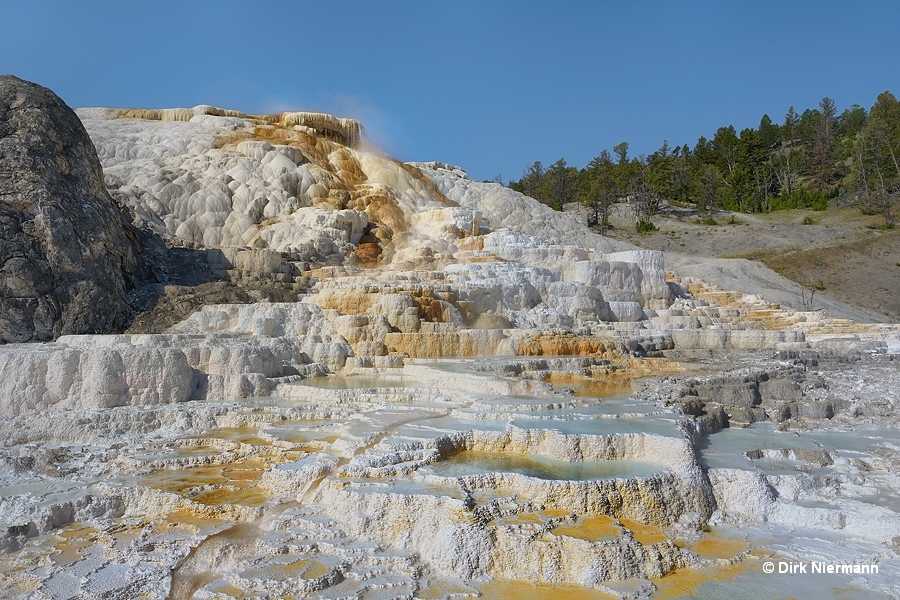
[423,451,664,481]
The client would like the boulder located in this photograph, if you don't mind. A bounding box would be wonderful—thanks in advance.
[759,377,802,402]
[0,76,143,342]
[693,382,761,408]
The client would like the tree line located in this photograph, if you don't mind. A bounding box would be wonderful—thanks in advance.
[507,91,900,230]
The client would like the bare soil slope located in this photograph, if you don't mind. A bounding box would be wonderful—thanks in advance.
[765,229,900,321]
[566,202,899,322]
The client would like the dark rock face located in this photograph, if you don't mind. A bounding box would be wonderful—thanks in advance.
[0,76,142,342]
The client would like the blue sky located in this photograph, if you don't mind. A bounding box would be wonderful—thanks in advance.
[3,1,898,182]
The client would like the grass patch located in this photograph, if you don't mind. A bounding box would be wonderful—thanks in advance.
[725,247,802,263]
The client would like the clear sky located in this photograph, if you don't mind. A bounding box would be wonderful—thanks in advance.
[3,1,898,182]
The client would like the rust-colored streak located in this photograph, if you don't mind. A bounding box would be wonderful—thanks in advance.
[396,161,458,208]
[349,185,409,237]
[514,334,628,359]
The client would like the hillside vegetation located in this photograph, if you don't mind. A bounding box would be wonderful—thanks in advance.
[510,91,900,232]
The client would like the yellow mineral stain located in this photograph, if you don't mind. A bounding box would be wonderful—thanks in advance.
[515,334,626,359]
[194,427,271,446]
[143,466,228,494]
[221,467,264,482]
[209,585,246,597]
[353,242,382,264]
[652,561,749,600]
[191,486,270,507]
[489,513,546,527]
[248,558,332,582]
[551,358,690,396]
[51,524,97,565]
[623,357,686,376]
[457,236,485,251]
[165,510,226,529]
[331,148,367,185]
[553,515,621,542]
[349,186,410,236]
[142,453,284,509]
[282,434,339,449]
[0,553,41,594]
[470,255,503,263]
[688,536,749,559]
[396,161,459,208]
[416,580,479,599]
[144,458,269,494]
[547,374,635,398]
[58,524,96,540]
[105,523,142,543]
[513,513,544,524]
[478,579,617,600]
[675,527,751,560]
[288,559,330,580]
[619,518,667,546]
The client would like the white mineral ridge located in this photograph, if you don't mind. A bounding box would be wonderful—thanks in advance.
[75,105,675,337]
[667,253,889,322]
[709,463,900,545]
[0,341,194,415]
[79,105,658,272]
[312,423,709,581]
[443,262,553,312]
[670,329,805,350]
[417,163,630,253]
[168,303,353,371]
[77,108,463,264]
[0,302,363,415]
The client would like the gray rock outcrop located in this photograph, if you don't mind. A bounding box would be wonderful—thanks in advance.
[0,76,143,342]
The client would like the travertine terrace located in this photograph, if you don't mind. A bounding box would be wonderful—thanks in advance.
[1,82,898,599]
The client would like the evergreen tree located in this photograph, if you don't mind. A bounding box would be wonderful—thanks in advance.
[858,92,900,226]
[811,97,838,190]
[758,114,779,148]
[545,158,576,210]
[695,164,722,218]
[516,161,545,202]
[837,105,867,138]
[631,155,661,228]
[585,150,617,233]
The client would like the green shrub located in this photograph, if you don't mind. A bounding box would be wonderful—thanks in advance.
[770,189,829,211]
[637,218,658,233]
